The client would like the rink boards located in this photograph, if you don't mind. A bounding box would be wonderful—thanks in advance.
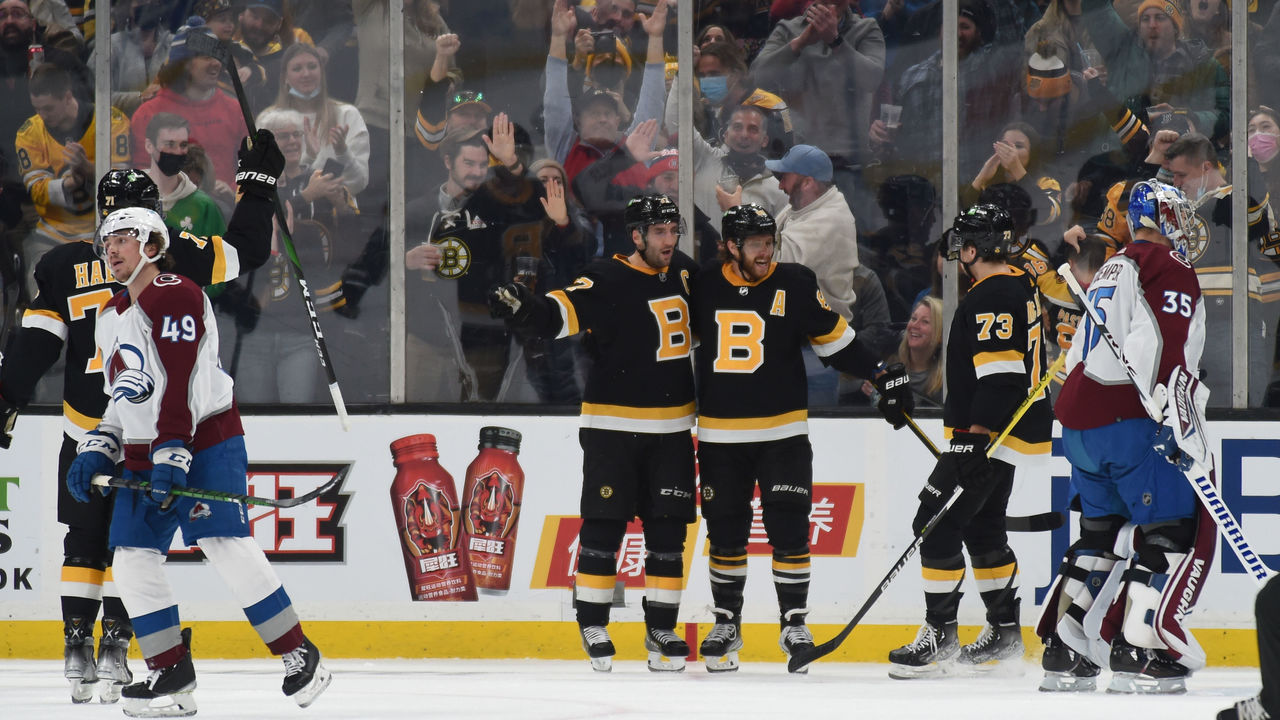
[1,413,1277,664]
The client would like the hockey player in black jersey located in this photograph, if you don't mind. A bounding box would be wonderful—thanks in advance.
[0,132,281,703]
[692,204,911,673]
[488,193,699,672]
[884,204,1051,679]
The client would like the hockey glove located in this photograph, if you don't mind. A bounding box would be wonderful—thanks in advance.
[146,440,192,511]
[920,431,991,509]
[0,391,16,449]
[487,282,533,322]
[235,129,285,200]
[873,363,913,430]
[1152,425,1195,473]
[67,429,122,503]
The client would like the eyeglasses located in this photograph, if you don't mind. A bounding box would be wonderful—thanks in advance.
[0,9,33,20]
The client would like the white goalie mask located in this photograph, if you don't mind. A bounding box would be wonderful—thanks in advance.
[95,207,170,284]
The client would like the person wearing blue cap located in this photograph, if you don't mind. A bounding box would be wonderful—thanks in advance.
[765,144,861,406]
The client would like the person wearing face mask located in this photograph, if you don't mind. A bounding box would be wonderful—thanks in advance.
[1249,107,1280,218]
[1153,132,1277,406]
[683,41,793,159]
[142,113,225,240]
[661,81,788,243]
[267,42,370,196]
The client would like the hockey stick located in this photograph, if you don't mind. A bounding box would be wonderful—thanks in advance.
[902,412,1065,533]
[186,31,351,431]
[1057,263,1272,585]
[90,465,349,509]
[789,355,1060,672]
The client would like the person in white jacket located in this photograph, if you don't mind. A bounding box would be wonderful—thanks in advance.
[766,144,861,405]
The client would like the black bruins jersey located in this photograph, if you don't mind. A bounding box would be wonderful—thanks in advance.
[693,262,877,443]
[943,267,1051,465]
[0,196,273,440]
[542,251,698,433]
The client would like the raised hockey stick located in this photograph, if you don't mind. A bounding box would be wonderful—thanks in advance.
[902,412,1065,533]
[789,356,1060,672]
[90,465,349,509]
[185,31,351,431]
[1057,263,1272,585]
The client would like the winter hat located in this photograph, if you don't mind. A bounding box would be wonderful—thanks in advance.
[1135,0,1184,35]
[245,0,283,19]
[193,0,234,20]
[958,0,995,44]
[1026,52,1071,99]
[646,149,678,185]
[167,17,220,65]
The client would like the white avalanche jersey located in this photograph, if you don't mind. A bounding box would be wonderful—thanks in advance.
[96,272,240,467]
[1057,241,1205,429]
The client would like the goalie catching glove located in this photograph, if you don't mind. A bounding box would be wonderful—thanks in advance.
[487,282,533,322]
[235,129,285,200]
[873,363,914,429]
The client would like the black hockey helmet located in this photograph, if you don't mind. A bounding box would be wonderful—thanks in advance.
[721,203,777,246]
[624,193,684,236]
[945,203,1014,261]
[98,169,162,220]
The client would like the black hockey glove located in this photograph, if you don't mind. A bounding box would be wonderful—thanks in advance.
[235,129,285,200]
[0,391,17,450]
[873,363,913,430]
[488,282,532,322]
[919,431,990,510]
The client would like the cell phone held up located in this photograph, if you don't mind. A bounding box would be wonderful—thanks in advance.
[321,158,345,178]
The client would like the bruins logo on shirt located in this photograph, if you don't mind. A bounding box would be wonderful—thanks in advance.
[599,485,614,499]
[1184,214,1211,264]
[434,237,471,279]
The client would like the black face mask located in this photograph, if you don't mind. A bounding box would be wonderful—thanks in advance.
[156,151,186,177]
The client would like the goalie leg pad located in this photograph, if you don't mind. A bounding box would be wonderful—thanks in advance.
[1120,515,1213,671]
[1036,515,1130,668]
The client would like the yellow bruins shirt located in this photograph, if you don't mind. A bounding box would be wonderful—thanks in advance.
[16,104,129,243]
[943,267,1051,464]
[692,261,878,443]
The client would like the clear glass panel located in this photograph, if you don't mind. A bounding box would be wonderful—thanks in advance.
[1247,5,1280,407]
[397,0,596,404]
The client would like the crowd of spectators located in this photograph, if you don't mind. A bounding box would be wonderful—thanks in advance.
[2,0,1279,408]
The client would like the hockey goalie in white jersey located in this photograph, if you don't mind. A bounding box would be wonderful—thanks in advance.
[64,208,331,717]
[1038,180,1216,695]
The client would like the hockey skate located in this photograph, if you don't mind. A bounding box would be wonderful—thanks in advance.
[644,626,688,672]
[1218,695,1272,720]
[888,620,959,679]
[1038,634,1100,692]
[579,625,615,672]
[957,621,1024,673]
[779,624,815,674]
[63,616,98,704]
[282,636,331,708]
[96,617,134,704]
[122,628,196,718]
[700,621,743,673]
[1106,636,1190,694]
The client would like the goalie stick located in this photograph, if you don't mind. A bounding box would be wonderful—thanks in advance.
[185,31,351,431]
[90,465,349,509]
[902,412,1064,533]
[1057,262,1272,585]
[788,351,1060,672]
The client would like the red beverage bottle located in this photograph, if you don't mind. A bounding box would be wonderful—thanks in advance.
[461,427,524,595]
[389,434,477,601]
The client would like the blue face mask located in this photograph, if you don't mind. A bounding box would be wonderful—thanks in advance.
[700,75,729,104]
[289,85,322,100]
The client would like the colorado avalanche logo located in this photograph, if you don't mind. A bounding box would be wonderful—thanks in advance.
[189,502,212,521]
[107,343,155,404]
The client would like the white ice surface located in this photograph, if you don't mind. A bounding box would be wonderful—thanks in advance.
[0,659,1261,719]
